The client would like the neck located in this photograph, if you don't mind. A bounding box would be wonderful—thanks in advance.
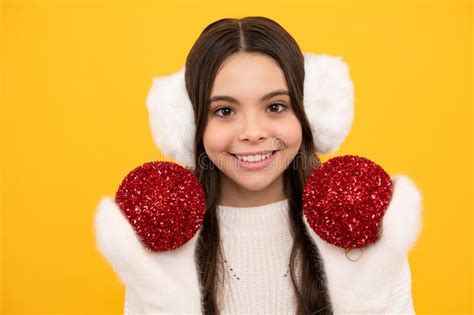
[219,173,286,207]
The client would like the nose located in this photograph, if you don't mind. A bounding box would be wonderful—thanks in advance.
[238,114,268,143]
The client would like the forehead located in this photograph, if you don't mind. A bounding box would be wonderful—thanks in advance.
[210,52,288,100]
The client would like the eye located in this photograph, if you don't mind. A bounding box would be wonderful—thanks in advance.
[214,107,234,117]
[266,102,287,113]
[213,102,287,118]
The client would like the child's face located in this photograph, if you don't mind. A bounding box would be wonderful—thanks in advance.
[203,52,302,204]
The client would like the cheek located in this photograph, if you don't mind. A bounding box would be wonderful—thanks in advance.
[278,116,303,150]
[203,121,234,155]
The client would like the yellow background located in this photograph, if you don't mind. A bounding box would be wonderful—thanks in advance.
[1,0,472,313]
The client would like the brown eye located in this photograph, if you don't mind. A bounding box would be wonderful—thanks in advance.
[267,103,287,113]
[214,107,234,117]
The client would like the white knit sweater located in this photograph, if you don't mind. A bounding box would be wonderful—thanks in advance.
[121,183,419,315]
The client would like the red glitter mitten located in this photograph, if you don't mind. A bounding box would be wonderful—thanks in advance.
[115,161,206,252]
[302,155,423,314]
[94,161,205,313]
[303,155,393,250]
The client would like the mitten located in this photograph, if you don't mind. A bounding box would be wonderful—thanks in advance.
[302,155,423,314]
[94,161,206,314]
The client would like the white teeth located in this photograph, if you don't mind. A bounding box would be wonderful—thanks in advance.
[236,152,273,162]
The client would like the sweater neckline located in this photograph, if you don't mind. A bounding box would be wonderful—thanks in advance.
[217,199,290,236]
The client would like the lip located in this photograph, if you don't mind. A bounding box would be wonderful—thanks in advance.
[229,150,278,170]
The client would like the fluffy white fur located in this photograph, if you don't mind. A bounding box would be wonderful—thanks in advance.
[303,53,355,154]
[303,173,423,314]
[146,67,196,169]
[145,53,355,168]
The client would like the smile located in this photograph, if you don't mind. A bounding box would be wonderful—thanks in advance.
[229,150,278,170]
[233,151,275,162]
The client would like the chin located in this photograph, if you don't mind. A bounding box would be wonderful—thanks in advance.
[230,173,279,191]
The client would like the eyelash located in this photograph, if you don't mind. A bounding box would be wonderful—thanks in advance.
[213,103,288,118]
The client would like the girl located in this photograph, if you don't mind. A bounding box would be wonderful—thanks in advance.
[95,16,422,314]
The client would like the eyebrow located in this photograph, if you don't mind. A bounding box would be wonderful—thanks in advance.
[208,89,290,105]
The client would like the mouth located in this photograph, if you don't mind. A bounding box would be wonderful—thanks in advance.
[228,150,278,170]
[229,150,278,158]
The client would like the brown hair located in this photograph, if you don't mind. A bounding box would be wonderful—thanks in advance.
[184,16,332,314]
